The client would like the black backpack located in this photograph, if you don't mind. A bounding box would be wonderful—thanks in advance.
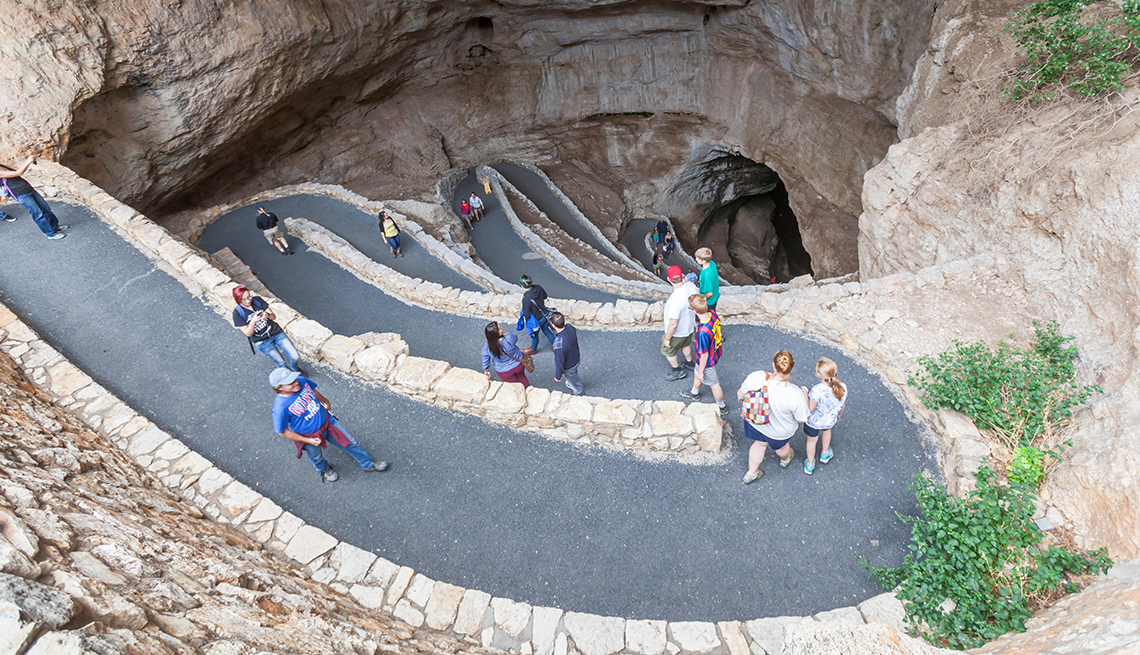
[256,212,277,230]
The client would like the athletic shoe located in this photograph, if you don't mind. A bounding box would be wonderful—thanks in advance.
[718,404,729,417]
[320,468,339,483]
[2,215,15,223]
[56,224,70,231]
[779,448,796,468]
[743,470,763,485]
[682,360,695,370]
[665,369,687,381]
[363,461,390,472]
[679,389,701,401]
[804,461,815,475]
[46,232,65,240]
[820,448,834,464]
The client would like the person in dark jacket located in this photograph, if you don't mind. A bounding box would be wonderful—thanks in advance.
[550,312,583,396]
[519,274,557,353]
[256,206,292,255]
[0,157,66,239]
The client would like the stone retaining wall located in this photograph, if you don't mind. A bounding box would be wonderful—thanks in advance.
[0,301,918,655]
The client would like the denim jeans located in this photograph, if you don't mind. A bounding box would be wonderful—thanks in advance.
[2,190,60,236]
[301,416,374,472]
[529,315,556,351]
[255,332,300,371]
[560,364,584,396]
[386,235,400,252]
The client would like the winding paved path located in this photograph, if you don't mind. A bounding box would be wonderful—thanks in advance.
[0,198,938,622]
[452,170,621,303]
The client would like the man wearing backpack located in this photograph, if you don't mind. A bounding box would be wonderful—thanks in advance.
[680,294,727,415]
[256,206,292,255]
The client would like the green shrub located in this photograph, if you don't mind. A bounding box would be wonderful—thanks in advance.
[1004,0,1140,100]
[871,467,1112,649]
[908,321,1099,448]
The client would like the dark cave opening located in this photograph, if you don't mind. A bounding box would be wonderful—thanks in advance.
[685,153,813,285]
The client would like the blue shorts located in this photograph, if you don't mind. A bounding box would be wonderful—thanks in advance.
[743,421,791,450]
[804,425,822,438]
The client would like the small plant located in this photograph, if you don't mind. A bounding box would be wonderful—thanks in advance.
[1003,0,1140,101]
[871,467,1112,649]
[908,321,1100,449]
[1008,444,1048,487]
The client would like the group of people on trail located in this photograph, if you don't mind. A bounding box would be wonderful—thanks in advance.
[460,192,485,229]
[482,275,583,396]
[254,205,406,258]
[650,220,677,278]
[1,157,67,239]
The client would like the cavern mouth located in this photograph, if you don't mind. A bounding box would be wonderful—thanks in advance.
[680,153,813,285]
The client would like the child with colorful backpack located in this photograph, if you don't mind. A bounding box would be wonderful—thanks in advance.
[802,357,847,475]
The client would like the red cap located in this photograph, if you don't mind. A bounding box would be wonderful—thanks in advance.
[666,265,683,281]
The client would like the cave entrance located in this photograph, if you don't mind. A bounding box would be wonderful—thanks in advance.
[682,153,812,285]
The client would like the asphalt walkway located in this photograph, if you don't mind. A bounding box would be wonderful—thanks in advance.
[452,170,621,303]
[491,162,624,266]
[0,200,938,622]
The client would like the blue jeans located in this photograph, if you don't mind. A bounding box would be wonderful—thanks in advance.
[301,416,374,472]
[530,315,556,351]
[386,235,400,252]
[2,190,60,236]
[254,332,300,371]
[560,364,584,396]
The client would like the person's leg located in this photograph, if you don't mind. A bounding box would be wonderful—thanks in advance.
[254,338,288,368]
[805,435,818,468]
[529,329,541,352]
[748,439,767,473]
[500,364,530,388]
[820,428,834,462]
[386,236,398,255]
[272,333,301,371]
[662,337,687,380]
[17,192,58,235]
[394,234,401,255]
[681,344,694,367]
[302,442,329,472]
[539,318,557,349]
[328,416,376,469]
[774,441,795,467]
[562,364,584,395]
[710,383,724,404]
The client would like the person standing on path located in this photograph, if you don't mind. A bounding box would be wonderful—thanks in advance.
[662,265,699,381]
[681,295,727,415]
[652,253,665,279]
[695,247,720,313]
[519,274,557,353]
[469,192,485,222]
[380,210,403,257]
[270,368,389,483]
[233,285,302,372]
[740,349,809,484]
[460,199,473,229]
[802,357,847,475]
[550,311,583,396]
[0,157,66,239]
[482,321,531,388]
[256,207,292,255]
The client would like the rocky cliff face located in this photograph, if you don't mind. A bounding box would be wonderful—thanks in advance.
[1,0,935,279]
[855,0,1140,557]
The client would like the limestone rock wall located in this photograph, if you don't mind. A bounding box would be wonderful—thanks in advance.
[856,0,1140,556]
[1,0,936,280]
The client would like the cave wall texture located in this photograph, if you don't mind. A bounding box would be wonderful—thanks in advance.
[1,0,938,280]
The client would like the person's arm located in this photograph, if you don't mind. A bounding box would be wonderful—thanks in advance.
[0,159,33,178]
[314,389,331,411]
[482,346,493,378]
[553,346,565,381]
[234,308,259,338]
[662,318,679,345]
[279,426,321,446]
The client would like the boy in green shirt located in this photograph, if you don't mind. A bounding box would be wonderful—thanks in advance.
[695,247,720,312]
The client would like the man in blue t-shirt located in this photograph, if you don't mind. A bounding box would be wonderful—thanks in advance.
[270,368,389,483]
[680,294,728,416]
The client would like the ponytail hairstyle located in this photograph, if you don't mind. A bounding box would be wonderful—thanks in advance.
[816,357,845,400]
[773,349,795,375]
[519,274,533,289]
[484,322,503,359]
